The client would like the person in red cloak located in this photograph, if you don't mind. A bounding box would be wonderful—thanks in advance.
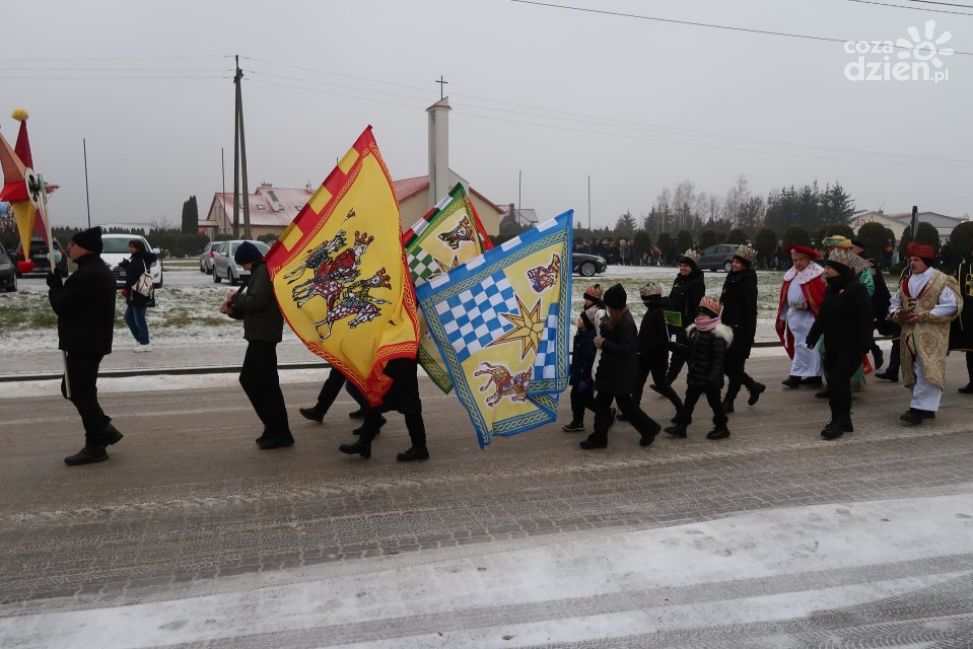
[776,245,826,388]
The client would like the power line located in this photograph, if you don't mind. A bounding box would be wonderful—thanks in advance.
[510,0,973,55]
[0,74,231,80]
[0,55,232,62]
[909,0,973,9]
[848,0,973,15]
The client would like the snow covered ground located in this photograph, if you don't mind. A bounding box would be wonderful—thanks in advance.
[2,493,970,648]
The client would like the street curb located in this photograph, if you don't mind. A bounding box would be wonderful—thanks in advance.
[0,361,330,383]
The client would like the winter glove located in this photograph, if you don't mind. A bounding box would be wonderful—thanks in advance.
[45,272,63,290]
[805,333,819,348]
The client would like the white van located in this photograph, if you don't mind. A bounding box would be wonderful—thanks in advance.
[100,233,164,288]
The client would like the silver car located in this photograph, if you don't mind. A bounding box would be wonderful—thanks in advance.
[212,240,270,285]
[199,241,219,274]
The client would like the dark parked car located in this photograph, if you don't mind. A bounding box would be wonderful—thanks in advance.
[0,243,16,292]
[572,252,607,277]
[14,236,68,277]
[698,244,738,272]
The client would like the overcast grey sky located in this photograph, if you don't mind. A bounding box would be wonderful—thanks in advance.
[5,0,973,230]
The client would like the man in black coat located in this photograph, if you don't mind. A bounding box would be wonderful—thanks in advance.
[221,241,292,450]
[806,248,873,440]
[720,245,765,413]
[949,249,973,393]
[47,226,124,466]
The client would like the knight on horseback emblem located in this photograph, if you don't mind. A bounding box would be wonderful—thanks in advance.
[286,225,390,340]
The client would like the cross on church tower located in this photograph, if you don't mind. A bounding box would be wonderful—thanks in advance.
[436,75,448,100]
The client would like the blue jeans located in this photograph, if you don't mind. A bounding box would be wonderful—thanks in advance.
[124,304,150,345]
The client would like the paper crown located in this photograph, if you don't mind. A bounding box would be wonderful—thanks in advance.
[698,295,722,316]
[680,249,701,265]
[639,282,663,298]
[825,247,860,271]
[822,235,852,249]
[733,244,757,264]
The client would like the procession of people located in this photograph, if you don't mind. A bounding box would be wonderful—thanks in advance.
[47,228,968,466]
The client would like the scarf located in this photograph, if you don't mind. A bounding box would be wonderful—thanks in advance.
[694,314,721,332]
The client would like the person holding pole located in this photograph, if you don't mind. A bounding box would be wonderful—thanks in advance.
[47,226,124,465]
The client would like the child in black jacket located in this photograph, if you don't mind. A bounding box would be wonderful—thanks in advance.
[634,282,683,417]
[562,284,603,432]
[665,296,733,441]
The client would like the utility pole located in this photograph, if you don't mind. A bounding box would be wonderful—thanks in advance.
[233,55,251,239]
[232,56,240,239]
[518,170,522,212]
[82,138,91,228]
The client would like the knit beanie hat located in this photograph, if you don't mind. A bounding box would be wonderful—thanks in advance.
[234,240,263,265]
[71,226,103,254]
[582,283,603,302]
[603,283,627,310]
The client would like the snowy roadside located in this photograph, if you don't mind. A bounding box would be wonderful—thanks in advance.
[2,491,969,648]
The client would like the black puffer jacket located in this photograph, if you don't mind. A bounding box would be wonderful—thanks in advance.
[595,308,639,395]
[570,310,598,387]
[638,296,669,363]
[49,253,116,356]
[229,259,284,343]
[665,268,705,329]
[720,267,758,350]
[685,324,733,388]
[806,270,873,371]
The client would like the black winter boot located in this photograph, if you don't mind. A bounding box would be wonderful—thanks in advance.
[353,415,386,436]
[339,438,371,458]
[64,445,108,466]
[747,382,766,406]
[706,426,730,440]
[782,375,801,388]
[99,423,124,446]
[664,423,688,438]
[396,446,429,462]
[820,419,845,440]
[348,408,366,419]
[299,406,325,423]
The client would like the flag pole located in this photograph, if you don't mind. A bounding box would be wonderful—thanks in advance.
[36,173,71,398]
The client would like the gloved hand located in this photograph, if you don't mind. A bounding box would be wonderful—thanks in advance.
[805,334,819,348]
[46,272,63,289]
[577,380,590,393]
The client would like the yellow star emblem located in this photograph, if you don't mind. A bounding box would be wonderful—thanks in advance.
[492,296,545,360]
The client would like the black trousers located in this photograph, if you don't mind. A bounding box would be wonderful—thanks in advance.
[634,353,683,413]
[966,351,973,383]
[665,329,688,385]
[569,382,595,423]
[61,352,111,445]
[240,341,290,436]
[359,401,427,449]
[723,342,757,404]
[315,366,368,413]
[588,390,659,444]
[675,383,727,427]
[825,352,860,422]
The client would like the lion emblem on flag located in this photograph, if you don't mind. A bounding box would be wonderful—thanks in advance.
[526,253,560,293]
[437,215,476,250]
[474,361,530,407]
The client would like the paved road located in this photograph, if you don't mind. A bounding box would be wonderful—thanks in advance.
[1,355,972,648]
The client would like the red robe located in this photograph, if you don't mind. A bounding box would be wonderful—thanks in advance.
[775,264,826,359]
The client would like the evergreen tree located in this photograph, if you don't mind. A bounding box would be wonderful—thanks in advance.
[783,224,811,249]
[856,222,890,260]
[726,228,748,245]
[698,229,717,250]
[675,229,694,254]
[181,195,199,234]
[755,227,778,268]
[614,210,637,238]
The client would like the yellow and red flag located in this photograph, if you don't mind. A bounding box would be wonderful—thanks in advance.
[265,127,419,406]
